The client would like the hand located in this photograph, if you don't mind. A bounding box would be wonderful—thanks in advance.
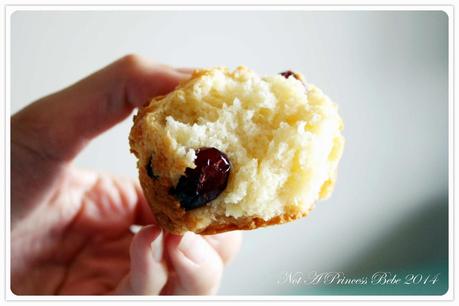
[11,55,242,295]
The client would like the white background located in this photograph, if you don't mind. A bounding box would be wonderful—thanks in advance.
[10,10,448,295]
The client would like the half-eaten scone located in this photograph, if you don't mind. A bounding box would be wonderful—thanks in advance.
[129,67,344,234]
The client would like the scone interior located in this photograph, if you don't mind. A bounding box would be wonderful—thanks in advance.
[130,66,344,234]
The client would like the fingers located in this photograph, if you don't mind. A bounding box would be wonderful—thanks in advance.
[12,54,192,162]
[114,225,167,295]
[105,176,155,226]
[204,231,242,265]
[62,169,156,234]
[132,181,156,226]
[163,232,224,295]
[114,228,242,295]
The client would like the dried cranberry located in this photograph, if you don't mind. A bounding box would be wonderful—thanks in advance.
[280,70,307,90]
[146,156,159,180]
[280,70,301,80]
[170,147,231,211]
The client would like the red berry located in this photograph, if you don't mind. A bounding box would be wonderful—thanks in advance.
[170,147,231,210]
[146,156,159,180]
[280,70,298,79]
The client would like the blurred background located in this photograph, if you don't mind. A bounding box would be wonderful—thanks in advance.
[11,10,448,295]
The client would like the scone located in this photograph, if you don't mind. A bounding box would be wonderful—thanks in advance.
[129,66,344,235]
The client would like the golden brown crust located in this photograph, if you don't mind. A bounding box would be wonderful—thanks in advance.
[197,209,313,235]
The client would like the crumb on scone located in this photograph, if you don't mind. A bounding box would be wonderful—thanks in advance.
[129,66,344,234]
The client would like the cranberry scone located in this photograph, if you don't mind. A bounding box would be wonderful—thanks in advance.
[129,66,344,235]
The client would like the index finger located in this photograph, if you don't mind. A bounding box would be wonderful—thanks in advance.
[12,54,191,163]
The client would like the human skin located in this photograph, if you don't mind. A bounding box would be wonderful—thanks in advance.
[11,55,242,295]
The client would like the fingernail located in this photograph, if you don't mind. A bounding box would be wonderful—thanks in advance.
[150,230,163,262]
[129,224,142,234]
[178,232,207,264]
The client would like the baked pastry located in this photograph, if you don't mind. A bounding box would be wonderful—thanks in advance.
[129,66,344,235]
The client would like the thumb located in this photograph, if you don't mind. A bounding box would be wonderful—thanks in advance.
[114,225,168,295]
[162,232,224,295]
[12,54,190,162]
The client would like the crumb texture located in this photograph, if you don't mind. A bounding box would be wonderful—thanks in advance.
[130,66,344,233]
